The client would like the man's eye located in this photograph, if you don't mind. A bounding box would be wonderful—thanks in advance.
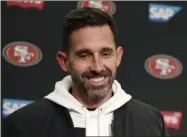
[102,52,111,56]
[79,54,90,59]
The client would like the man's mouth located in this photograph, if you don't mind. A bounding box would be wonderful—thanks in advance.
[85,76,108,87]
[89,77,105,83]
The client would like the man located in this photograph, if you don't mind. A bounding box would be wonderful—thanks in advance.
[3,7,169,137]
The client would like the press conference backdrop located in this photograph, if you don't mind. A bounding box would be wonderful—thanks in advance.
[1,1,187,135]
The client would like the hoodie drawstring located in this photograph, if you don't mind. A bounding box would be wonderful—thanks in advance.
[82,106,103,136]
[81,106,87,131]
[98,108,102,136]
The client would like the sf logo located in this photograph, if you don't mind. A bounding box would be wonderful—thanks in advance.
[155,58,175,76]
[14,45,35,63]
[88,1,108,12]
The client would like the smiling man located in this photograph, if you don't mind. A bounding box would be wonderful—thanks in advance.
[4,7,169,137]
[56,18,123,109]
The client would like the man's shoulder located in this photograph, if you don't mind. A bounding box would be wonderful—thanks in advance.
[117,99,168,136]
[124,99,165,128]
[127,98,159,111]
[3,99,69,136]
[7,99,59,121]
[126,98,162,118]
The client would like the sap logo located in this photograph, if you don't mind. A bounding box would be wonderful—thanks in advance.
[149,4,181,23]
[2,98,33,118]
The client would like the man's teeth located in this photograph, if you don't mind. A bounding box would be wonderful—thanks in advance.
[89,77,105,83]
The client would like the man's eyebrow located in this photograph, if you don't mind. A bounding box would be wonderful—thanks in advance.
[74,47,114,56]
[75,48,92,55]
[101,47,114,52]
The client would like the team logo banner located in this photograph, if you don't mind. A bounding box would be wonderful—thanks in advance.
[144,54,183,79]
[6,1,45,10]
[161,111,183,130]
[77,1,116,16]
[149,4,181,23]
[2,41,43,67]
[2,98,34,118]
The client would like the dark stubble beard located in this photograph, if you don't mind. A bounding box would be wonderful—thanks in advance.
[70,69,116,102]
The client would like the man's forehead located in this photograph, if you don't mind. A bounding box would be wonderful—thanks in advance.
[72,45,116,52]
[69,25,115,50]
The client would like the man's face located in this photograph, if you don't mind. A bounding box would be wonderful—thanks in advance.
[58,25,123,101]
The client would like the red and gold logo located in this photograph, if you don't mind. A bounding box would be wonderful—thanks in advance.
[6,1,44,10]
[144,54,183,79]
[2,41,43,67]
[77,1,116,15]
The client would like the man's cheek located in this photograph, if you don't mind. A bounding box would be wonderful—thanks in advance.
[71,62,87,72]
[105,64,115,72]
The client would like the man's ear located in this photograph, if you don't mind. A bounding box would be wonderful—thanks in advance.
[116,46,123,67]
[56,51,69,72]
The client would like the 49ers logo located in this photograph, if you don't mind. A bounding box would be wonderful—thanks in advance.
[6,1,44,10]
[2,41,43,67]
[77,1,116,15]
[144,54,183,79]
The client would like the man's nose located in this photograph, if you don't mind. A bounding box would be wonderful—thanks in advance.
[90,56,104,73]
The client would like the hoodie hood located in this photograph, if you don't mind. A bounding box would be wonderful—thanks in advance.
[45,75,131,114]
[44,75,132,136]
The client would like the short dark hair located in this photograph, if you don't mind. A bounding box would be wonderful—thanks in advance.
[62,7,117,53]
